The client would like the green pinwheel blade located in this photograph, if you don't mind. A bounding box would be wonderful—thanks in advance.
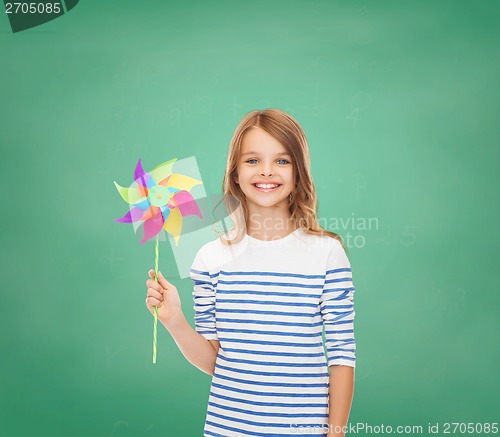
[114,181,147,204]
[151,158,177,184]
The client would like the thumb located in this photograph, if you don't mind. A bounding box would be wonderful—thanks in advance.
[157,271,171,289]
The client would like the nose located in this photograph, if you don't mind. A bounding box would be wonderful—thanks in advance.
[260,163,274,177]
[260,170,273,176]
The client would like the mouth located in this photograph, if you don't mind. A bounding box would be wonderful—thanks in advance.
[251,183,282,193]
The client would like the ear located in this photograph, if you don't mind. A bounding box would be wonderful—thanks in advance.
[234,171,239,184]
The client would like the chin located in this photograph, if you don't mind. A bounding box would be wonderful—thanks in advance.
[248,196,288,207]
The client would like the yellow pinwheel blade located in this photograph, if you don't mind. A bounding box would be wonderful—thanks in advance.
[113,181,146,204]
[151,158,177,184]
[166,173,202,192]
[163,206,183,246]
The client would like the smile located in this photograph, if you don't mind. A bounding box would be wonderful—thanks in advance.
[252,183,282,192]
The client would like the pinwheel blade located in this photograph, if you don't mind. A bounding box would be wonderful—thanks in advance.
[133,198,151,211]
[134,159,149,186]
[151,158,177,184]
[171,190,203,218]
[146,175,157,189]
[113,207,146,223]
[164,173,202,192]
[114,181,145,204]
[160,205,172,223]
[163,206,182,246]
[137,183,148,198]
[140,213,165,244]
[157,176,171,187]
[142,205,160,221]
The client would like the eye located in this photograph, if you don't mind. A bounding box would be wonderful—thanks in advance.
[245,158,290,165]
[277,159,290,165]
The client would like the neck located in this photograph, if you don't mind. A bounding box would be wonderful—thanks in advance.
[246,201,295,239]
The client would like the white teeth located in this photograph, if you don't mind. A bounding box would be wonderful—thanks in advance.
[255,184,279,189]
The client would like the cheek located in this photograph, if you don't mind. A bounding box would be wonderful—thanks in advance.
[236,167,252,182]
[284,168,294,184]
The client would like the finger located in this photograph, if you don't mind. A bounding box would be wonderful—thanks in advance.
[146,278,163,292]
[147,287,163,301]
[149,270,161,281]
[157,271,172,289]
[146,296,162,308]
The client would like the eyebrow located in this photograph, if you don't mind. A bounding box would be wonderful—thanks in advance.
[241,151,291,157]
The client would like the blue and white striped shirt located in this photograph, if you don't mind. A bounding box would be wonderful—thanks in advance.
[190,227,356,437]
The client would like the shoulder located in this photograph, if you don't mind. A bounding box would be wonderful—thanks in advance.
[196,232,236,257]
[193,231,249,272]
[295,229,342,255]
[193,238,219,265]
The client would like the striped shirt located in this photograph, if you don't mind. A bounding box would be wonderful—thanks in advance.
[190,227,356,437]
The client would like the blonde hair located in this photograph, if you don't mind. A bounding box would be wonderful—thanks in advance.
[213,108,346,251]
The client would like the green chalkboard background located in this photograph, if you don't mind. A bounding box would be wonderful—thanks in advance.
[1,1,499,436]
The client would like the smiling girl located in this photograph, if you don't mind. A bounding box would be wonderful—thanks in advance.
[145,108,357,437]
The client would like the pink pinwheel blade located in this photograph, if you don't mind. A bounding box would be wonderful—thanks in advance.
[114,207,145,223]
[171,190,203,218]
[140,212,165,244]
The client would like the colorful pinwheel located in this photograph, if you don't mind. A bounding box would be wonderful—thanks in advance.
[113,157,203,363]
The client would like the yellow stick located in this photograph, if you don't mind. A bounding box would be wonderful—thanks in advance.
[153,234,159,363]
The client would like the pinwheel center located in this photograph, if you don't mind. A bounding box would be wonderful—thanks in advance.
[147,185,171,207]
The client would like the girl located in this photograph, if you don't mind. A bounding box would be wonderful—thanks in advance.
[145,108,356,437]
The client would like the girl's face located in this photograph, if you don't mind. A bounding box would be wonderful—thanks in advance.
[234,127,294,210]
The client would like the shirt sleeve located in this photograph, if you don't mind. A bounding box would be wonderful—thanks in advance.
[190,247,218,341]
[320,240,356,368]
